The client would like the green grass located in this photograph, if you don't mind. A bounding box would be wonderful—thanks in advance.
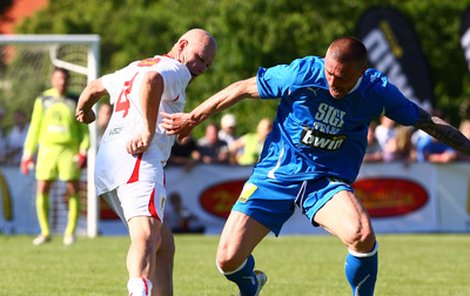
[1,234,470,295]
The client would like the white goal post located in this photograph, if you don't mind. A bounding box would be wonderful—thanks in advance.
[0,35,100,238]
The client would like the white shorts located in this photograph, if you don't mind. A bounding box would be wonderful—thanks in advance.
[101,178,167,224]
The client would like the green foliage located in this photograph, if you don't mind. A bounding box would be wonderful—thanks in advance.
[1,234,470,295]
[10,0,470,132]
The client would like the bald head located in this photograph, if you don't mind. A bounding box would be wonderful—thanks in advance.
[169,28,217,80]
[178,28,217,51]
[326,36,368,68]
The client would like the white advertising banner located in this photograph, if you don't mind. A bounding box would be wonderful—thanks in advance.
[1,164,469,235]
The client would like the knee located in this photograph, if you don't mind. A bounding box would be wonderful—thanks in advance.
[216,245,243,273]
[343,223,376,252]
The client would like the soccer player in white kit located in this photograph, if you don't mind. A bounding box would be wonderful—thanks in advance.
[75,28,217,296]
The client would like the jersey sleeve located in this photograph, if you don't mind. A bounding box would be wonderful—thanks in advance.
[256,56,323,99]
[154,61,190,102]
[381,82,420,126]
[101,67,130,105]
[23,97,43,156]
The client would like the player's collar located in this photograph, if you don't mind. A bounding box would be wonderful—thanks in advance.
[348,76,363,94]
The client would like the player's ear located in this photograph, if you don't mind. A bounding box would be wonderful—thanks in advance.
[178,39,189,51]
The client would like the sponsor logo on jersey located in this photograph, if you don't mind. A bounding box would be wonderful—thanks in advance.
[137,57,161,67]
[301,103,346,150]
[108,126,124,136]
[301,127,346,150]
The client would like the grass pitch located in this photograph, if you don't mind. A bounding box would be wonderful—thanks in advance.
[1,234,469,295]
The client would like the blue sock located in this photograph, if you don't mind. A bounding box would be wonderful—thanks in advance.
[221,255,258,296]
[345,242,378,296]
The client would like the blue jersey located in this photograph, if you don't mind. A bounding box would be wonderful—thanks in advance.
[254,56,420,183]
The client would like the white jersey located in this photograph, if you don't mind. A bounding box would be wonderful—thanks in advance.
[95,55,191,195]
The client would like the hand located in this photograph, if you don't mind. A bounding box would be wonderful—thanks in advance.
[20,156,34,175]
[161,112,194,139]
[76,153,87,169]
[127,131,153,155]
[75,108,96,124]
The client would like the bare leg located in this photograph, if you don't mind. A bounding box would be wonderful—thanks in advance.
[314,190,377,296]
[216,211,270,295]
[127,216,162,294]
[152,223,175,296]
[216,211,270,272]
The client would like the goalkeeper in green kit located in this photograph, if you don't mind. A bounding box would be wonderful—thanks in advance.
[21,67,89,246]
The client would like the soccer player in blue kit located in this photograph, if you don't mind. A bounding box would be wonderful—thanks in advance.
[162,37,470,295]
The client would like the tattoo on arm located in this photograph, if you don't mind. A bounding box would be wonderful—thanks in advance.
[415,108,470,156]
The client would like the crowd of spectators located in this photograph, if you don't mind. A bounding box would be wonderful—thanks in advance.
[365,114,470,164]
[1,108,470,168]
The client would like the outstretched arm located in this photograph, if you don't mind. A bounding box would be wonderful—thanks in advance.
[75,78,108,124]
[161,77,259,138]
[415,107,470,156]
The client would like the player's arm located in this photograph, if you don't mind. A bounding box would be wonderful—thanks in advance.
[126,71,163,155]
[23,98,43,157]
[75,78,108,124]
[415,107,470,156]
[162,76,259,137]
[20,97,43,175]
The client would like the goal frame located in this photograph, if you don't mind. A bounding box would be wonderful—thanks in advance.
[0,34,100,238]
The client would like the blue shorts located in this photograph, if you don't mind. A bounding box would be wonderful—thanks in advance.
[232,175,353,236]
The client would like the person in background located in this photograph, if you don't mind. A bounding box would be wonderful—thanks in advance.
[5,109,29,166]
[75,28,217,296]
[218,113,238,147]
[230,118,272,165]
[0,107,7,164]
[415,132,458,163]
[167,132,200,171]
[196,123,230,164]
[458,119,470,161]
[162,36,470,296]
[374,114,396,150]
[382,125,416,163]
[363,122,383,162]
[164,192,205,233]
[20,67,89,246]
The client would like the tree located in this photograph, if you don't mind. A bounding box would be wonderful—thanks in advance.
[10,0,470,134]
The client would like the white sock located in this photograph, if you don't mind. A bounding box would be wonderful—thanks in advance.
[127,277,153,296]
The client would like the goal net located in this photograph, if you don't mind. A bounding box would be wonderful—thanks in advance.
[0,35,100,237]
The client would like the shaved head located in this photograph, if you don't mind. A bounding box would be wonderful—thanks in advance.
[324,37,368,99]
[168,28,217,81]
[326,36,368,68]
[178,28,217,52]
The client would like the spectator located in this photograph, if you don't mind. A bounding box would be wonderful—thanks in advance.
[0,107,7,164]
[457,119,470,161]
[363,123,383,162]
[20,67,90,246]
[416,132,457,163]
[164,192,205,233]
[375,115,396,150]
[218,113,238,146]
[230,118,272,165]
[167,132,200,171]
[382,125,416,163]
[196,123,230,164]
[5,109,29,166]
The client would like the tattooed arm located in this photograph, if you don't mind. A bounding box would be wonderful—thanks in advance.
[414,107,470,156]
